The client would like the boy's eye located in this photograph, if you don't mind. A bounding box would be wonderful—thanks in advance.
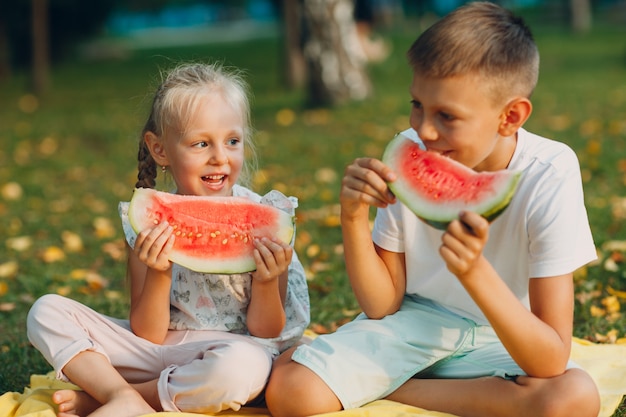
[227,138,241,146]
[439,112,455,121]
[193,141,208,148]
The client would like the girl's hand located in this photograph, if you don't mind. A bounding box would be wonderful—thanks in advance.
[133,221,175,271]
[251,237,293,283]
[340,157,397,218]
[439,211,489,279]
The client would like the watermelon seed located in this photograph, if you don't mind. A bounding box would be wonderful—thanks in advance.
[222,238,228,245]
[210,232,217,238]
[196,233,203,238]
[175,231,181,236]
[153,219,159,225]
[215,231,221,236]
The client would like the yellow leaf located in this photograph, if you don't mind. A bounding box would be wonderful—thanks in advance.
[41,246,66,263]
[275,108,296,127]
[601,295,621,314]
[56,286,71,296]
[93,217,115,239]
[1,182,23,201]
[590,305,606,318]
[0,281,8,296]
[62,230,83,252]
[0,261,18,279]
[6,236,32,252]
[306,244,320,258]
[607,286,626,300]
[314,167,338,184]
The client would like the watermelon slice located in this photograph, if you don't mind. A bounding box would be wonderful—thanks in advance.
[382,130,521,230]
[128,188,295,273]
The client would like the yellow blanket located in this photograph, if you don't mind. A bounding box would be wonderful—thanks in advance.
[2,338,624,417]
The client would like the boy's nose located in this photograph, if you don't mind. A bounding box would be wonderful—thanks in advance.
[414,117,438,142]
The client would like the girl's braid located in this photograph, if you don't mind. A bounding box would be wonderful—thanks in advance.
[135,139,156,189]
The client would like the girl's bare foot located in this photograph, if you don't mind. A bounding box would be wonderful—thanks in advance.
[52,388,155,417]
[53,389,99,417]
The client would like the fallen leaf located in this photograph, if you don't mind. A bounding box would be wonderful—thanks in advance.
[0,302,16,312]
[62,231,83,252]
[0,261,18,279]
[275,108,296,127]
[93,217,116,239]
[6,236,33,252]
[1,182,23,201]
[41,246,66,263]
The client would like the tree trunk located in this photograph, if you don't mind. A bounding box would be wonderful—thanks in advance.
[302,0,371,107]
[570,0,592,33]
[281,0,307,89]
[0,20,10,81]
[32,0,50,95]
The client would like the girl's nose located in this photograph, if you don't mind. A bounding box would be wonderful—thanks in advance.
[209,146,229,165]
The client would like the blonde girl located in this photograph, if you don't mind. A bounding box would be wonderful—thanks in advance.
[27,62,310,417]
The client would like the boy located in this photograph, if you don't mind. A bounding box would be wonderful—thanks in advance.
[266,2,601,417]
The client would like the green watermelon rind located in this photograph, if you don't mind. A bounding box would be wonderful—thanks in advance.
[128,188,295,274]
[382,132,521,230]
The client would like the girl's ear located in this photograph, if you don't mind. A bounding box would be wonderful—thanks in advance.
[498,97,532,137]
[144,132,169,166]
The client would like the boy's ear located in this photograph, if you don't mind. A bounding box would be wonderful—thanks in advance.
[144,132,169,166]
[498,97,532,137]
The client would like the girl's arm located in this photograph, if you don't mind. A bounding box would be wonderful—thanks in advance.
[128,221,175,344]
[442,211,572,377]
[340,158,406,318]
[246,238,290,338]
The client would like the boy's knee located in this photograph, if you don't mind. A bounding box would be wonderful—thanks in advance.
[526,369,600,417]
[266,354,341,417]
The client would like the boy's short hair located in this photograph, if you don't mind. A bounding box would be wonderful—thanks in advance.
[407,1,539,103]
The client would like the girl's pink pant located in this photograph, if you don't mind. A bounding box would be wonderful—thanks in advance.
[26,294,272,413]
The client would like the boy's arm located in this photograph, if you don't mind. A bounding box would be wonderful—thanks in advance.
[341,158,406,318]
[443,211,572,377]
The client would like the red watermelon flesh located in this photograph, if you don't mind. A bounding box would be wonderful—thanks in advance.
[128,188,295,273]
[382,130,521,230]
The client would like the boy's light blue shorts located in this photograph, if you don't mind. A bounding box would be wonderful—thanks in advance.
[292,295,579,410]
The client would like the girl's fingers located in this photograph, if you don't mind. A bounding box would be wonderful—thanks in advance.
[252,238,292,282]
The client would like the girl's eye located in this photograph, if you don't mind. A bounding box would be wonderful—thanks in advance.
[227,138,241,146]
[410,99,422,110]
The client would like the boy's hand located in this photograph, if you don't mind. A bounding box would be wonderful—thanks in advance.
[133,221,175,271]
[340,157,397,218]
[439,211,489,278]
[252,237,293,283]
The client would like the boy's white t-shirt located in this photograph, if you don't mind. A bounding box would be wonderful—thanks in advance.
[372,128,597,325]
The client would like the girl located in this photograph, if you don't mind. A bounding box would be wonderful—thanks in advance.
[27,62,310,417]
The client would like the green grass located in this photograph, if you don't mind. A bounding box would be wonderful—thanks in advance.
[1,19,625,414]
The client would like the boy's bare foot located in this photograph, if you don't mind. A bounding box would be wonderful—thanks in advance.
[52,388,155,417]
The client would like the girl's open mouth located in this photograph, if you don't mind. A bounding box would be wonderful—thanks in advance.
[202,174,226,185]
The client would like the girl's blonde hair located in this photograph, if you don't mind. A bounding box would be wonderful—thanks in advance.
[135,62,256,189]
[407,1,539,104]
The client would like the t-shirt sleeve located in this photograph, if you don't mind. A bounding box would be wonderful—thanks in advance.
[526,147,597,278]
[372,202,406,253]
